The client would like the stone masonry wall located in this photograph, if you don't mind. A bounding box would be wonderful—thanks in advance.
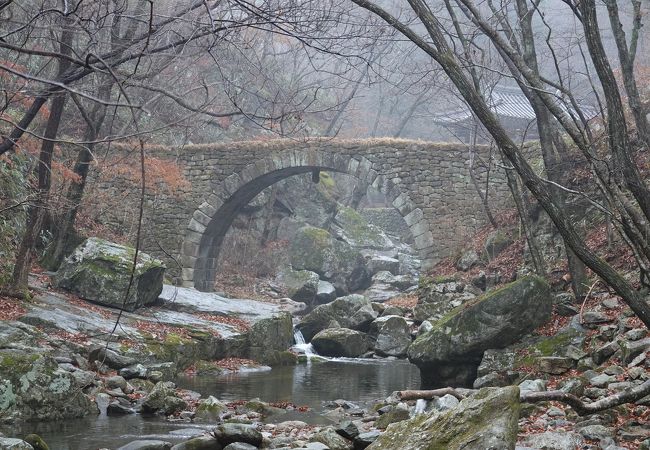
[93,138,512,289]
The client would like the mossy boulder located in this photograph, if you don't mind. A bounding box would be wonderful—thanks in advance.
[369,316,411,357]
[140,381,178,415]
[367,386,520,450]
[331,206,393,250]
[0,351,97,423]
[275,268,319,303]
[408,276,552,388]
[289,225,370,293]
[310,426,354,450]
[53,238,165,311]
[246,313,293,365]
[311,328,370,357]
[194,396,227,422]
[296,294,378,341]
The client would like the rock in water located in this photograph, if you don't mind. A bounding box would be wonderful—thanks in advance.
[0,352,97,422]
[367,386,520,450]
[311,328,370,357]
[53,237,165,311]
[296,294,377,341]
[408,276,552,387]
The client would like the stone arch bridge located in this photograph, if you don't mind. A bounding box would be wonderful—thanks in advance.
[110,139,509,291]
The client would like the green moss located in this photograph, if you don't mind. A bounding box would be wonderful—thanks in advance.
[319,171,336,189]
[24,434,49,450]
[302,226,331,247]
[0,353,40,376]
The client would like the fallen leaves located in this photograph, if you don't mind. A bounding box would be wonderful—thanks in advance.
[194,312,251,332]
[0,295,27,320]
[385,293,418,309]
[215,357,259,371]
[133,320,194,341]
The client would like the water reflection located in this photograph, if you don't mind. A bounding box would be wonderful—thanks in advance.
[2,359,419,449]
[177,358,420,410]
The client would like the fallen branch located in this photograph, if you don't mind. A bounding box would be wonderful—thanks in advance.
[397,388,467,401]
[521,379,650,415]
[398,380,650,416]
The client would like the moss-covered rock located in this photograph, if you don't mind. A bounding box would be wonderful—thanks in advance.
[0,351,97,423]
[53,238,165,311]
[369,316,411,357]
[311,328,370,357]
[374,408,410,429]
[289,225,370,293]
[331,206,393,250]
[408,276,552,388]
[194,396,227,422]
[296,294,378,341]
[246,313,293,365]
[367,387,520,450]
[275,268,319,303]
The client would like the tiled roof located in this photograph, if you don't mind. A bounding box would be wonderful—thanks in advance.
[434,86,598,123]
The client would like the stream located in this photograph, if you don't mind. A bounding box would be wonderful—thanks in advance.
[2,359,420,449]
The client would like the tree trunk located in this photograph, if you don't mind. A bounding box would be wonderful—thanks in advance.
[8,24,73,293]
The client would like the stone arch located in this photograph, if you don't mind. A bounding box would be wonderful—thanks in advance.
[180,148,434,291]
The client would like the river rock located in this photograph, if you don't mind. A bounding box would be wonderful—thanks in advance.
[223,443,256,450]
[0,352,97,422]
[369,316,411,357]
[53,237,165,311]
[316,280,337,304]
[289,225,370,293]
[408,276,553,388]
[213,423,262,447]
[312,328,370,357]
[140,381,178,414]
[296,294,378,341]
[0,438,34,450]
[276,269,319,303]
[246,313,294,365]
[519,431,585,450]
[171,436,222,450]
[88,346,137,369]
[116,440,172,450]
[311,427,354,450]
[195,396,227,422]
[366,386,519,450]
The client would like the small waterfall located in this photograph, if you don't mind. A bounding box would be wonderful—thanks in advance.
[414,399,427,415]
[293,329,316,361]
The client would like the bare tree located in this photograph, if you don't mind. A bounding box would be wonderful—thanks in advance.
[348,0,650,327]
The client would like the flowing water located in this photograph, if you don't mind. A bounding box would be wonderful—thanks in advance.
[2,359,420,449]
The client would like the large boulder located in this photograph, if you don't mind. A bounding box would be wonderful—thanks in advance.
[53,238,165,311]
[246,313,294,365]
[408,276,552,388]
[296,294,378,341]
[331,206,394,250]
[0,352,97,422]
[369,316,411,357]
[311,328,370,357]
[367,386,520,450]
[275,269,319,303]
[289,226,370,293]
